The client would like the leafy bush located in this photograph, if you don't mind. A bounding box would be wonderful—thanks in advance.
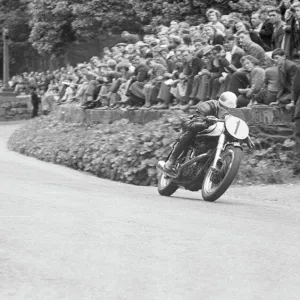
[8,113,295,186]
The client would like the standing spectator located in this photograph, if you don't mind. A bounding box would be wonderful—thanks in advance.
[292,64,300,175]
[278,0,293,19]
[30,86,40,118]
[269,7,286,50]
[259,7,274,50]
[291,2,300,57]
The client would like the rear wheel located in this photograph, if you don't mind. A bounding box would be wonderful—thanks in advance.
[157,172,179,196]
[202,146,243,202]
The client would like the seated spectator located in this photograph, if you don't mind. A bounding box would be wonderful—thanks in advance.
[220,15,234,35]
[251,13,263,33]
[271,48,297,107]
[203,25,225,45]
[236,55,265,107]
[138,43,153,59]
[121,31,141,44]
[236,30,271,68]
[233,20,266,49]
[223,35,245,71]
[121,54,150,109]
[254,63,280,105]
[143,58,167,109]
[206,9,226,35]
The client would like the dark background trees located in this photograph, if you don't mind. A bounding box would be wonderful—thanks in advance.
[0,0,276,76]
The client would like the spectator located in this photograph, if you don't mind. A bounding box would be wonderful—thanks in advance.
[259,6,274,50]
[237,55,265,107]
[203,25,225,45]
[236,30,271,68]
[122,54,150,109]
[271,48,297,106]
[121,31,140,44]
[292,63,300,175]
[30,86,40,118]
[206,9,226,35]
[283,3,295,58]
[251,13,263,33]
[291,2,300,57]
[254,63,280,105]
[268,7,285,50]
[223,35,245,71]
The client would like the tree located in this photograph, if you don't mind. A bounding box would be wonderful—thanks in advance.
[71,0,142,39]
[27,0,76,59]
[0,0,36,75]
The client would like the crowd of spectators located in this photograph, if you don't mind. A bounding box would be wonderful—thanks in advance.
[7,0,300,114]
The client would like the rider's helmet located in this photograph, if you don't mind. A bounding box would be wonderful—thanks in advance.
[218,91,237,109]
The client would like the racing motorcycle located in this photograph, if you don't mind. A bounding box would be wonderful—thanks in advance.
[156,114,254,202]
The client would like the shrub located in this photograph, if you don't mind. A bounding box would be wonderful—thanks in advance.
[8,113,296,186]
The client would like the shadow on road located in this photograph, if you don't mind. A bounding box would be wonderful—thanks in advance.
[171,195,251,206]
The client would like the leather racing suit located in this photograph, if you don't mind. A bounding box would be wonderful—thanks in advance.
[166,100,229,169]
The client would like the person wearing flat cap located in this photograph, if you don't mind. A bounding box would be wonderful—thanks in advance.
[138,43,153,59]
[121,31,141,44]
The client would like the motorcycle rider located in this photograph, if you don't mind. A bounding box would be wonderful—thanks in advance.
[163,91,238,177]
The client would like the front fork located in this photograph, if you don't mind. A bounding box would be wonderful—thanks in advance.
[210,133,226,172]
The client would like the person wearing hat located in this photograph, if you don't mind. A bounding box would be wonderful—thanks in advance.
[121,31,141,44]
[138,43,153,59]
[163,91,238,177]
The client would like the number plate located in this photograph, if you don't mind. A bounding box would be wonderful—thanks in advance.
[225,116,249,140]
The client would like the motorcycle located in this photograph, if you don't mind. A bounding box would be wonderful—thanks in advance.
[156,114,254,202]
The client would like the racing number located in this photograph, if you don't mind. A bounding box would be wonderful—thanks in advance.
[234,120,241,135]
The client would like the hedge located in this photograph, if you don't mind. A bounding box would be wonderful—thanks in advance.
[7,113,296,186]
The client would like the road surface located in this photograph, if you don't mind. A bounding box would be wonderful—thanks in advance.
[0,122,300,300]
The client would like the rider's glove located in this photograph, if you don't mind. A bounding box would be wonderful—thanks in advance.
[205,116,218,127]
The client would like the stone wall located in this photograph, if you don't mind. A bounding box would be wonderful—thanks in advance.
[0,95,31,121]
[56,104,294,125]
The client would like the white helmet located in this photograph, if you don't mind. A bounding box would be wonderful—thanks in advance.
[218,91,237,108]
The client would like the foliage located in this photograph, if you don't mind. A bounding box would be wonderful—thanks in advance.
[0,0,38,75]
[229,0,277,14]
[27,0,76,58]
[8,113,296,187]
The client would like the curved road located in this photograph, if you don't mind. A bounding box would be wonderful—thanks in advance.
[0,122,300,300]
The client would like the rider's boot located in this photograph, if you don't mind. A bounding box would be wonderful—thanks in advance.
[163,159,177,177]
[163,131,194,177]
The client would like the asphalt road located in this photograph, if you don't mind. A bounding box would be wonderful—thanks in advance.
[0,122,300,300]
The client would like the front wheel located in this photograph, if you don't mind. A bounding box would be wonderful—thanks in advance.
[202,146,243,202]
[157,172,179,196]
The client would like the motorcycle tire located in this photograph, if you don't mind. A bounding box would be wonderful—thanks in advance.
[157,172,179,196]
[201,146,243,202]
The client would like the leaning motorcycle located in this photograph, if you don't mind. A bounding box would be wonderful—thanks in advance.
[156,115,254,202]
